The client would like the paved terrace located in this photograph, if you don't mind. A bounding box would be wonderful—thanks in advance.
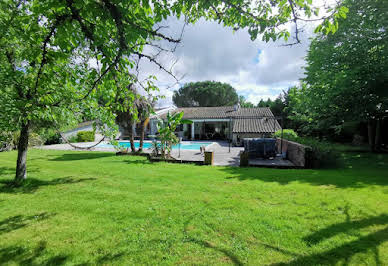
[38,141,243,166]
[38,141,295,167]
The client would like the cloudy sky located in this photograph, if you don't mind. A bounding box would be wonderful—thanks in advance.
[134,7,329,107]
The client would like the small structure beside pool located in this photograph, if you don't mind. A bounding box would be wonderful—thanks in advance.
[140,105,281,146]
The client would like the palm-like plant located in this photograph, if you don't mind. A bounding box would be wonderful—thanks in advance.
[137,96,155,152]
[156,111,192,158]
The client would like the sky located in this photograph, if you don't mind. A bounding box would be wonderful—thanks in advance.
[133,2,335,108]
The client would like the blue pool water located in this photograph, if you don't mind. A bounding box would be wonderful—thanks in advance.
[97,141,212,150]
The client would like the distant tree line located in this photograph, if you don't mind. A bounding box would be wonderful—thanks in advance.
[175,0,387,151]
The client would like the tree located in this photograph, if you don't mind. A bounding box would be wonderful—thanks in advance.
[114,84,139,153]
[0,0,345,183]
[173,81,238,107]
[239,95,255,108]
[302,0,388,149]
[137,97,155,152]
[256,97,285,117]
[156,111,192,158]
[0,0,176,182]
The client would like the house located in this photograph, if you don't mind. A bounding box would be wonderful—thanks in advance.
[148,105,281,145]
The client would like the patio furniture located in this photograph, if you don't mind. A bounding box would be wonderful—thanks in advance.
[243,138,277,159]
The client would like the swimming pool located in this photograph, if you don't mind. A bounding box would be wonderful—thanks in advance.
[96,141,212,150]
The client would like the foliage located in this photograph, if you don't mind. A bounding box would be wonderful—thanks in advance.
[3,131,44,149]
[0,149,387,264]
[275,128,340,168]
[292,0,388,146]
[274,129,298,141]
[297,137,341,168]
[76,131,95,143]
[156,111,192,158]
[28,133,45,147]
[0,132,13,151]
[110,76,157,153]
[173,81,239,107]
[239,95,255,108]
[0,0,346,180]
[67,135,78,143]
[257,97,286,117]
[150,140,160,157]
[43,132,62,145]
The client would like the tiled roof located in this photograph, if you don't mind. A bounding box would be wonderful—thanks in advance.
[156,106,281,134]
[232,118,281,133]
[158,106,275,119]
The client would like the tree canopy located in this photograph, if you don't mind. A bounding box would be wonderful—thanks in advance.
[286,0,388,148]
[0,0,346,181]
[173,81,239,107]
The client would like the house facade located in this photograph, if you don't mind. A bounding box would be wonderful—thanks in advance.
[148,105,281,145]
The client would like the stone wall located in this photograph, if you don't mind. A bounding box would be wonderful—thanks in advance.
[276,138,312,167]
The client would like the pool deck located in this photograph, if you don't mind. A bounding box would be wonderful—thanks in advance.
[38,141,295,167]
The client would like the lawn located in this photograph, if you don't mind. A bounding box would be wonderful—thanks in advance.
[0,149,387,265]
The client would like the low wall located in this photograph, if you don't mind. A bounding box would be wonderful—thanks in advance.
[276,138,312,168]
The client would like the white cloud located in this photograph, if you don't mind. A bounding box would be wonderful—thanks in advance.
[132,0,338,107]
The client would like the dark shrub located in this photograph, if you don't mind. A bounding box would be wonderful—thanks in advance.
[0,132,13,151]
[44,132,62,145]
[76,131,95,142]
[297,137,341,168]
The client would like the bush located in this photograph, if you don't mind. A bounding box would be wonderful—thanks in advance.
[76,131,95,142]
[297,137,341,168]
[67,135,78,143]
[44,132,62,145]
[0,132,13,151]
[40,129,62,145]
[275,129,340,168]
[274,129,298,141]
[3,131,44,149]
[29,133,44,146]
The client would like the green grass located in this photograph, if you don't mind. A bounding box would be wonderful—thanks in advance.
[0,149,387,265]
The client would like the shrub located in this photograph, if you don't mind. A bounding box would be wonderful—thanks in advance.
[44,132,62,145]
[0,132,13,151]
[274,129,298,141]
[67,135,78,143]
[4,131,44,149]
[29,133,44,146]
[40,129,62,145]
[297,137,341,168]
[76,131,95,142]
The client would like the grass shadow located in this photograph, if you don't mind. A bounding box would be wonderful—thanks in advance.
[0,241,68,265]
[221,152,388,188]
[48,152,115,161]
[121,159,153,165]
[273,227,388,265]
[272,213,388,265]
[182,211,244,265]
[0,167,14,176]
[0,177,96,194]
[187,238,243,266]
[0,212,55,235]
[0,166,40,178]
[304,214,388,246]
[96,252,125,264]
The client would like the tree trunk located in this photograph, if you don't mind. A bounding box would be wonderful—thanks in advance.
[138,120,145,152]
[375,119,381,152]
[129,122,136,153]
[367,119,376,152]
[15,121,30,183]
